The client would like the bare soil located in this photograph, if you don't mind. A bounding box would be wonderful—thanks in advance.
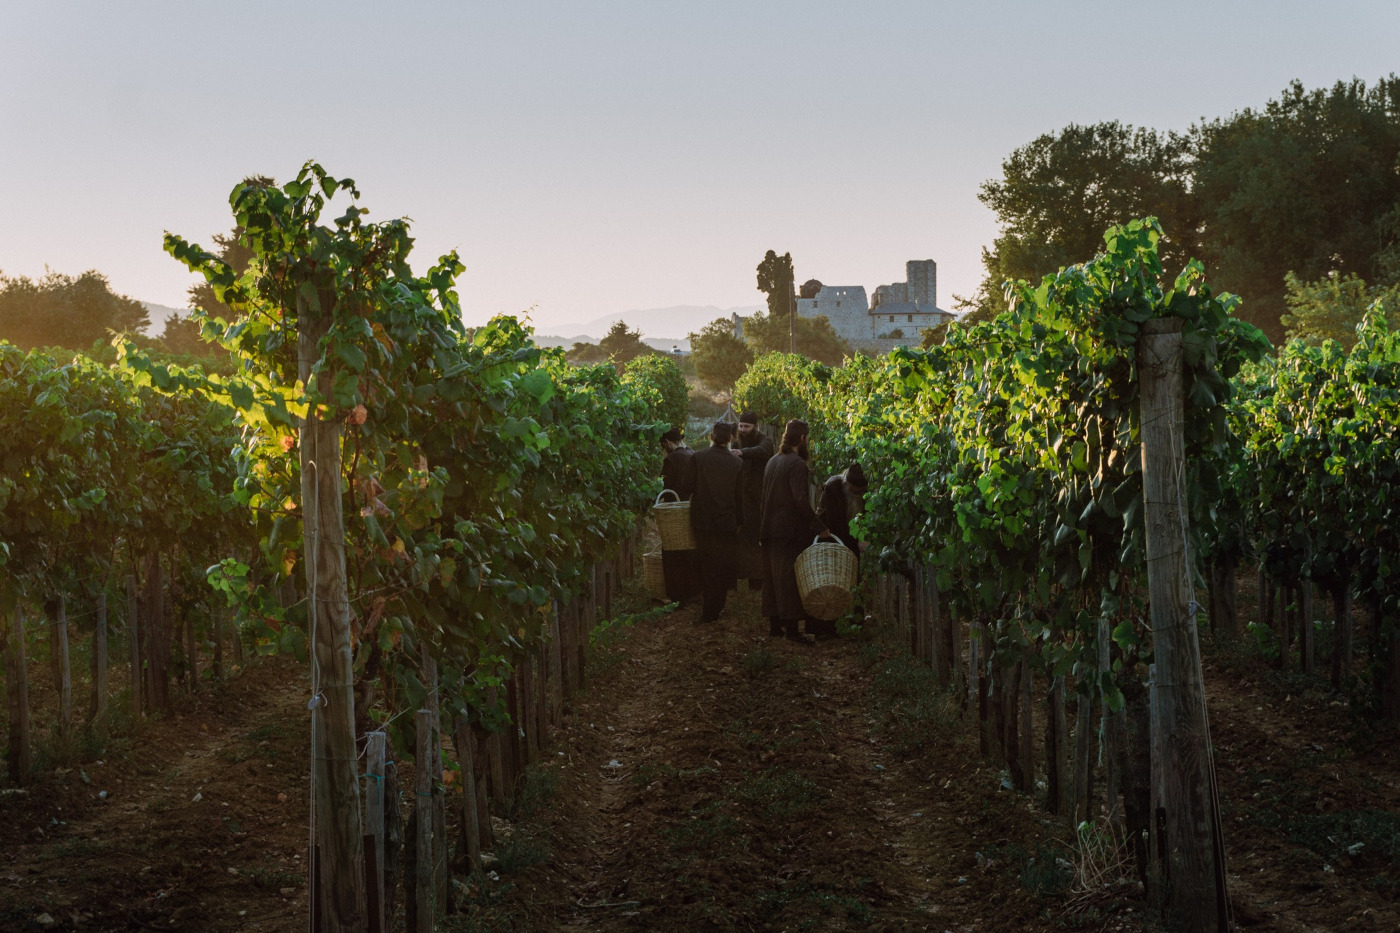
[2,571,1397,932]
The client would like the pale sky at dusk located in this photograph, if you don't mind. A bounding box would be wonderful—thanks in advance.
[2,1,1398,333]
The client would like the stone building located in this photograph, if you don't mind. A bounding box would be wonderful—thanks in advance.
[794,260,953,352]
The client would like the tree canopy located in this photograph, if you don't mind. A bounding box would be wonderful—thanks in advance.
[743,311,851,366]
[1280,271,1400,348]
[688,317,752,394]
[969,76,1400,344]
[0,269,150,350]
[756,250,795,318]
[598,320,652,364]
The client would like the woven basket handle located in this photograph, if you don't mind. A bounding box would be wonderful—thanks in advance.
[656,489,680,506]
[812,533,834,546]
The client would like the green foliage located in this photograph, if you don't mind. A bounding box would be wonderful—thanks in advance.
[688,317,751,393]
[742,311,851,366]
[117,160,662,760]
[1280,271,1400,348]
[598,320,652,365]
[621,353,688,428]
[1193,77,1400,341]
[0,269,150,350]
[972,121,1198,321]
[753,218,1268,715]
[973,76,1400,343]
[566,340,606,364]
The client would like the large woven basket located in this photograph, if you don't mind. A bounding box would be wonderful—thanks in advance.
[795,536,858,620]
[642,550,666,600]
[653,489,696,551]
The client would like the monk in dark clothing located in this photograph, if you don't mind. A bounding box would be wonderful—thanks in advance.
[731,411,774,590]
[690,422,744,622]
[817,462,869,623]
[659,428,698,602]
[816,463,867,554]
[758,420,832,641]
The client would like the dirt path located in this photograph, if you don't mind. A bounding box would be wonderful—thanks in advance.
[0,657,313,932]
[498,586,1063,932]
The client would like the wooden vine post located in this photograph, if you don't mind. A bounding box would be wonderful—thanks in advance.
[299,291,368,932]
[1138,318,1229,932]
[364,731,387,933]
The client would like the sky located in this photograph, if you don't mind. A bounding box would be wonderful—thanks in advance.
[2,1,1398,334]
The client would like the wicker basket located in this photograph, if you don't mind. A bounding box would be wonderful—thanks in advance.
[653,489,696,551]
[642,550,666,600]
[795,536,858,620]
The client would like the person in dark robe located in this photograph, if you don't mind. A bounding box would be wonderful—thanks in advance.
[817,463,867,554]
[690,421,744,622]
[660,427,696,500]
[730,411,774,590]
[658,428,698,602]
[817,462,869,623]
[759,420,832,642]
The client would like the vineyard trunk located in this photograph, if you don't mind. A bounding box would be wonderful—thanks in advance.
[4,606,31,784]
[451,716,482,872]
[125,576,140,718]
[1331,587,1352,686]
[89,590,107,730]
[1300,583,1315,675]
[413,709,434,933]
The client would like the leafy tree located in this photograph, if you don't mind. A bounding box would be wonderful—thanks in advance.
[0,269,150,350]
[566,340,606,363]
[743,311,851,366]
[598,320,652,364]
[1280,271,1400,347]
[1193,77,1400,343]
[620,352,688,427]
[966,122,1197,321]
[185,175,275,322]
[919,319,952,348]
[756,250,795,318]
[688,317,752,393]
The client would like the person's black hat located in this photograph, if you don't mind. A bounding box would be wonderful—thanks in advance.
[712,421,733,443]
[661,427,683,444]
[845,463,868,489]
[738,411,758,425]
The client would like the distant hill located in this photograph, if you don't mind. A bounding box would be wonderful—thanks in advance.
[141,301,189,335]
[534,334,692,352]
[548,304,761,343]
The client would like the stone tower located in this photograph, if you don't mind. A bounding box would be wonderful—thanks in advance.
[904,260,936,308]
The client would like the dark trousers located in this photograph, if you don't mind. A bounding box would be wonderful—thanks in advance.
[695,530,738,622]
[761,536,808,632]
[662,549,698,603]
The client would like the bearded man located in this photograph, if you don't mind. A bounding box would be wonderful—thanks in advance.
[729,411,773,589]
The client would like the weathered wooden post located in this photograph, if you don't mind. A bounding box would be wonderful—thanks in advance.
[299,292,367,931]
[1138,318,1229,932]
[4,605,31,785]
[364,731,387,933]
